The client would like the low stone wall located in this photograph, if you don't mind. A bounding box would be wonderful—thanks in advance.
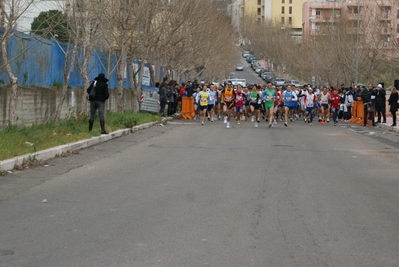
[0,86,136,128]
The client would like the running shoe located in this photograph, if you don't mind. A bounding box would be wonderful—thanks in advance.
[224,117,227,124]
[202,121,204,125]
[321,119,326,125]
[226,122,230,128]
[251,116,255,122]
[290,118,293,122]
[211,119,214,122]
[284,122,288,127]
[255,122,258,128]
[237,121,241,125]
[273,119,277,125]
[207,116,210,121]
[268,123,272,128]
[327,118,330,123]
[310,123,312,126]
[257,119,260,123]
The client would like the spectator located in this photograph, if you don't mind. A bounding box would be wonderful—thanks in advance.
[345,87,354,121]
[185,81,193,97]
[87,73,110,135]
[375,84,386,123]
[388,87,398,127]
[173,83,180,115]
[360,85,375,126]
[166,80,175,116]
[158,77,168,117]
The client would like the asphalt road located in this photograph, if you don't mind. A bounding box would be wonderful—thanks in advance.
[1,67,399,267]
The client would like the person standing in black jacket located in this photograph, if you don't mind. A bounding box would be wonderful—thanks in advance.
[158,77,168,117]
[87,73,110,134]
[360,85,375,126]
[388,87,398,126]
[375,84,387,123]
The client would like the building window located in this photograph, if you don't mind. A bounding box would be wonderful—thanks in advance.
[316,10,321,16]
[258,0,262,5]
[289,17,292,25]
[289,0,292,3]
[258,8,261,15]
[289,6,292,14]
[281,17,285,25]
[353,7,360,14]
[282,6,285,14]
[282,0,285,3]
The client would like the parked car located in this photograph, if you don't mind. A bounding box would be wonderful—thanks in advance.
[236,63,244,71]
[259,70,272,78]
[246,55,255,63]
[262,73,276,83]
[256,67,265,74]
[242,50,250,57]
[274,78,285,86]
[251,61,260,70]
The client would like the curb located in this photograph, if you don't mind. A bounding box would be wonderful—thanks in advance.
[377,123,399,133]
[0,120,166,172]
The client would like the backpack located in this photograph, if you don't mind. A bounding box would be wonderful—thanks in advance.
[166,86,173,97]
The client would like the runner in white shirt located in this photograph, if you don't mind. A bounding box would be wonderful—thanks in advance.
[304,88,317,126]
[318,86,331,124]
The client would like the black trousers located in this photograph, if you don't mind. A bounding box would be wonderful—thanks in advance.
[167,102,175,116]
[375,105,386,122]
[391,111,397,125]
[363,103,375,126]
[90,101,105,121]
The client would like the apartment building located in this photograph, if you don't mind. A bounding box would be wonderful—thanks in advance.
[270,0,307,34]
[240,0,266,23]
[238,0,307,38]
[302,0,399,49]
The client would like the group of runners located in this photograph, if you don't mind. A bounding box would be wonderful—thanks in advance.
[192,81,347,128]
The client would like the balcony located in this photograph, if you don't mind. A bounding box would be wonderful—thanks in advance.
[346,13,362,21]
[346,1,363,8]
[380,28,392,35]
[379,13,391,20]
[347,28,364,35]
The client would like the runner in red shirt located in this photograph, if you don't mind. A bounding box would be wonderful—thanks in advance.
[273,86,282,124]
[235,85,245,125]
[330,89,341,126]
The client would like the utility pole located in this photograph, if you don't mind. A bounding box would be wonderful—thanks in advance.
[355,0,360,85]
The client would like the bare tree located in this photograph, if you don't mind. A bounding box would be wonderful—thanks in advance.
[0,0,34,125]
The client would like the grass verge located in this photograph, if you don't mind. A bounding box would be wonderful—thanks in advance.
[0,111,160,161]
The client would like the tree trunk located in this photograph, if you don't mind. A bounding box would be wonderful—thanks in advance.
[54,41,78,125]
[1,33,18,125]
[129,62,141,113]
[117,44,128,113]
[79,50,92,117]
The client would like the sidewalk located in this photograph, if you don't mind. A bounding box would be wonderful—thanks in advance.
[0,120,165,172]
[374,116,399,133]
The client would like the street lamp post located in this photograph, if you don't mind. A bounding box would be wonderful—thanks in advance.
[354,0,360,85]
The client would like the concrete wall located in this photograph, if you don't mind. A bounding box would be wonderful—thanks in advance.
[0,86,140,128]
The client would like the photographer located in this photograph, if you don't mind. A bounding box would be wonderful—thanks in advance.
[360,85,375,126]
